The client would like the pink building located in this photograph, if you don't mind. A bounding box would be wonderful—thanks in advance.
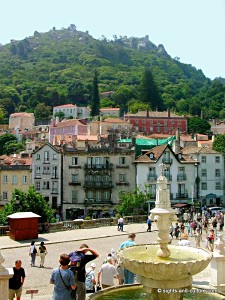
[49,119,87,144]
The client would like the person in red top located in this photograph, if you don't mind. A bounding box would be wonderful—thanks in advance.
[208,229,215,252]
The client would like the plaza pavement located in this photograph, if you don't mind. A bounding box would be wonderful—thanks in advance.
[0,222,214,299]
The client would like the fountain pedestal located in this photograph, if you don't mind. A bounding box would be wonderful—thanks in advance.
[0,250,13,300]
[210,234,225,293]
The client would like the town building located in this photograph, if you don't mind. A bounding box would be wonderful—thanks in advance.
[53,104,90,119]
[133,144,198,209]
[31,143,63,215]
[100,107,120,117]
[49,119,87,144]
[62,141,136,220]
[124,110,188,135]
[0,154,32,208]
[181,146,225,206]
[9,112,35,131]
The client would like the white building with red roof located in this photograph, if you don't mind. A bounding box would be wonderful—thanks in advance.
[53,104,90,119]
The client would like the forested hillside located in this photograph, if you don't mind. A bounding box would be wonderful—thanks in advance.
[0,24,224,122]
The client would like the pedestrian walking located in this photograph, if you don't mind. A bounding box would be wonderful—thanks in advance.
[69,243,99,300]
[9,260,25,300]
[50,254,76,300]
[207,229,215,252]
[147,217,152,232]
[187,222,191,236]
[119,233,136,284]
[97,257,121,289]
[38,241,48,268]
[117,216,124,231]
[195,228,202,248]
[29,241,37,266]
[174,223,180,239]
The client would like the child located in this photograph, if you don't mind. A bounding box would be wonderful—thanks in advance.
[195,228,202,248]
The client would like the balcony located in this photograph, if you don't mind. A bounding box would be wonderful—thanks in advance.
[177,174,187,181]
[147,174,157,181]
[69,181,81,186]
[116,182,129,186]
[69,165,81,169]
[51,174,59,179]
[116,164,129,169]
[34,173,41,179]
[51,188,58,194]
[43,160,50,164]
[84,181,113,188]
[84,163,113,171]
[176,193,188,199]
[84,199,112,205]
[162,158,173,164]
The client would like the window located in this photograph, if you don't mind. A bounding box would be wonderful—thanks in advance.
[201,156,206,163]
[135,119,139,124]
[3,175,7,184]
[215,169,221,177]
[53,154,57,160]
[3,192,8,201]
[119,174,126,182]
[12,175,17,184]
[36,154,40,160]
[201,182,207,190]
[44,151,50,163]
[178,167,185,174]
[35,166,41,177]
[43,166,50,174]
[142,119,146,124]
[43,181,50,190]
[22,175,27,184]
[52,181,58,193]
[103,191,110,200]
[215,182,221,190]
[201,169,207,177]
[72,191,78,203]
[52,166,58,178]
[142,126,146,131]
[72,157,78,165]
[87,190,94,199]
[215,156,220,163]
[72,174,79,183]
[35,181,40,191]
[119,157,126,165]
[148,184,156,195]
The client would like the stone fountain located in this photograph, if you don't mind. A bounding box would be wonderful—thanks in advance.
[89,165,213,300]
[119,167,212,299]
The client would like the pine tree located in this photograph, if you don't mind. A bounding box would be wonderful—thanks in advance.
[139,68,164,111]
[90,70,100,117]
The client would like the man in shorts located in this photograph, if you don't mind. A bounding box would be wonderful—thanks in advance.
[9,260,25,300]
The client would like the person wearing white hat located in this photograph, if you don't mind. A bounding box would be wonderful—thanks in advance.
[85,262,97,293]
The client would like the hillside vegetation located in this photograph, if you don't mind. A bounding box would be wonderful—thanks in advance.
[0,25,224,122]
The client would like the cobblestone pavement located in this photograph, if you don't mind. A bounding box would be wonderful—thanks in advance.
[0,222,214,299]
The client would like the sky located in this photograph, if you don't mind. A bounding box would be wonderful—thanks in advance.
[1,0,225,80]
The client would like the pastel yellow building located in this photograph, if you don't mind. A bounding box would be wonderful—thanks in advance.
[0,154,32,208]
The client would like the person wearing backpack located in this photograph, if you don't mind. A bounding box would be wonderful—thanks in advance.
[69,243,99,300]
[29,241,37,267]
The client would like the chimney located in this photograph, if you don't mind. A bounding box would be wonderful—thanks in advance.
[146,108,149,118]
[168,109,170,118]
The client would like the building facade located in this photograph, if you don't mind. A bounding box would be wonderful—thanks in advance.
[9,112,35,131]
[125,110,188,135]
[31,143,63,214]
[0,154,32,208]
[53,104,90,119]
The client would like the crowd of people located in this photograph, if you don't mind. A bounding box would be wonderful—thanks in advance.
[8,208,224,299]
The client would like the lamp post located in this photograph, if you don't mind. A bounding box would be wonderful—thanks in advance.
[195,162,200,201]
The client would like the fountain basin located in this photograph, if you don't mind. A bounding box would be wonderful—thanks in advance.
[88,284,224,300]
[119,244,212,281]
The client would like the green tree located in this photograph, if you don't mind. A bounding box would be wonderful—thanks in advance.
[139,68,164,111]
[0,133,18,155]
[188,117,211,134]
[90,70,100,117]
[34,103,52,120]
[54,111,65,120]
[116,187,149,216]
[5,142,25,155]
[212,134,225,154]
[0,187,55,225]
